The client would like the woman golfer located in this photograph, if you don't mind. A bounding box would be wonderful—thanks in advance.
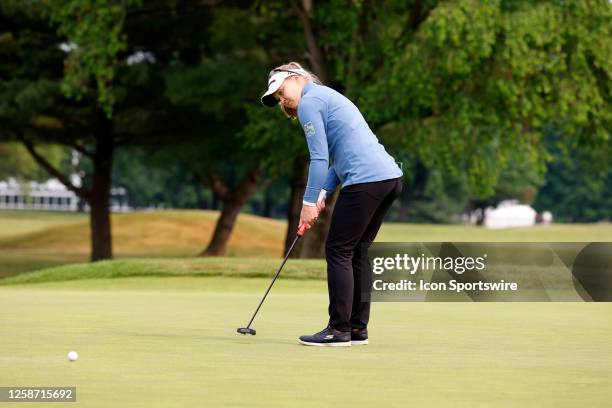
[261,62,403,347]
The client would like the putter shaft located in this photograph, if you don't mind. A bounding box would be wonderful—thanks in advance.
[240,224,307,332]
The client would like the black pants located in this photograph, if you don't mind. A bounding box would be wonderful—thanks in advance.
[325,176,403,332]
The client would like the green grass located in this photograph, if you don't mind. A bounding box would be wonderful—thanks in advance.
[1,276,611,407]
[0,222,612,408]
[0,256,585,303]
[0,257,326,286]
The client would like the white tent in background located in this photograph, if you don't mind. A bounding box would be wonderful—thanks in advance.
[484,200,537,229]
[0,177,79,211]
[0,177,130,212]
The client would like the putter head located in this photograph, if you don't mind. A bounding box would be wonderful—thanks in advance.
[237,327,256,335]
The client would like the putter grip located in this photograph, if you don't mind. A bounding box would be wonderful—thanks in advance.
[297,223,307,236]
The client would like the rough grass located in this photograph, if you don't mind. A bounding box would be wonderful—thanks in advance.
[0,210,86,238]
[0,210,285,256]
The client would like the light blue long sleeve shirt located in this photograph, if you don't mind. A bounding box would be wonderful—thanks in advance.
[297,80,403,204]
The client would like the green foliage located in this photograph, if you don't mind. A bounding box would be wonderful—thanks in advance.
[0,3,64,128]
[238,104,306,174]
[2,0,610,223]
[360,0,611,197]
[406,165,472,223]
[164,56,263,120]
[0,142,70,181]
[45,0,142,117]
[533,133,612,222]
[111,148,208,209]
[163,3,308,183]
[0,80,61,127]
[397,143,544,223]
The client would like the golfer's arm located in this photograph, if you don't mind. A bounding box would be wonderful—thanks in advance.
[303,159,328,206]
[305,167,340,205]
[322,167,340,193]
[299,97,329,206]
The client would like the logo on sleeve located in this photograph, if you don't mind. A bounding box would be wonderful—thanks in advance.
[303,122,315,137]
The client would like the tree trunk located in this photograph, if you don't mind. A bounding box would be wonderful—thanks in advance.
[293,0,329,84]
[200,170,260,256]
[18,130,115,262]
[201,197,244,256]
[90,133,114,261]
[263,187,273,217]
[285,158,308,257]
[89,197,112,261]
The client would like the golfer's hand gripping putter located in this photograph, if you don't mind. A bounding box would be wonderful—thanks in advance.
[297,223,306,236]
[236,223,307,335]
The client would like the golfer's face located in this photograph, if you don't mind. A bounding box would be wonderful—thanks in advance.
[274,78,300,109]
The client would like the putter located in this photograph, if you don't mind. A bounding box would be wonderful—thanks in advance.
[237,223,308,335]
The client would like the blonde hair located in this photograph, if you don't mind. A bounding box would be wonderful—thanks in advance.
[271,62,322,120]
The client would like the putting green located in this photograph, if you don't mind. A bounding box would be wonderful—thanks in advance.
[1,277,610,407]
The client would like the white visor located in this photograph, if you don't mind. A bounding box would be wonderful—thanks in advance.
[260,68,307,107]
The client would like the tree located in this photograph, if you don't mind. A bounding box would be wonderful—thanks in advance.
[111,147,210,210]
[533,130,612,222]
[159,3,291,256]
[360,0,611,198]
[0,1,213,260]
[1,1,145,260]
[157,2,329,257]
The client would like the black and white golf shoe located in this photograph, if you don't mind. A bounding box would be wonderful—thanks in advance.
[298,325,351,347]
[351,327,368,345]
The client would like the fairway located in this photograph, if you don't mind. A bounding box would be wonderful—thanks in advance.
[1,276,611,407]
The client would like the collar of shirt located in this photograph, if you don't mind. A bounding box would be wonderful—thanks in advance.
[301,80,314,98]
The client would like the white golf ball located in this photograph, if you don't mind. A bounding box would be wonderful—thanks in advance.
[67,351,79,362]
